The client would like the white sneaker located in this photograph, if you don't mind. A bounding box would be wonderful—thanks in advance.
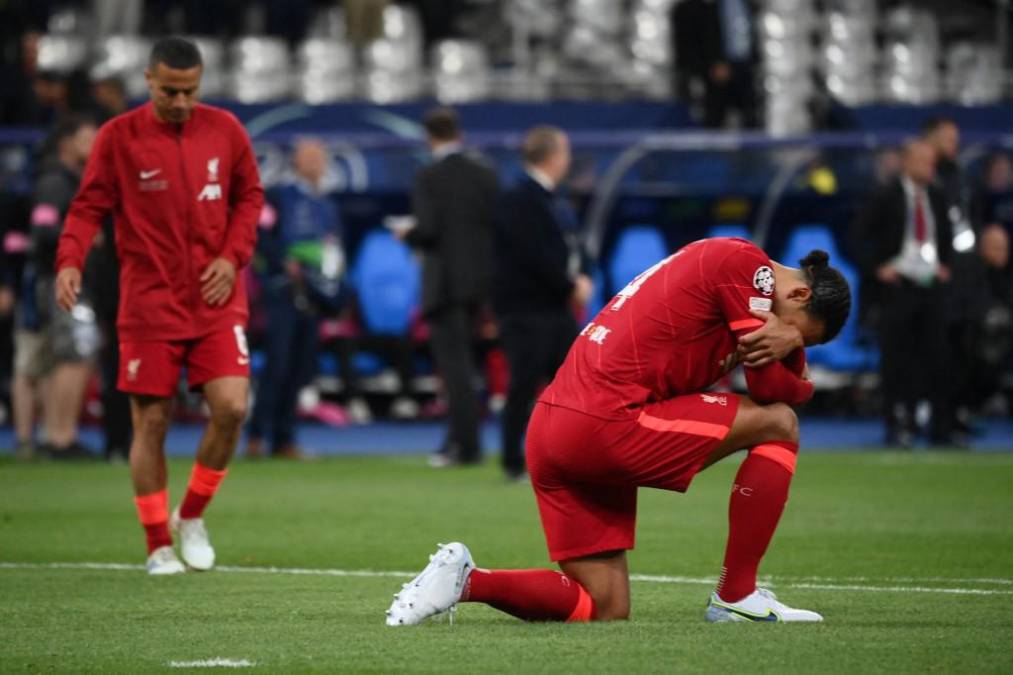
[170,507,216,571]
[705,588,823,623]
[386,542,475,626]
[146,545,185,575]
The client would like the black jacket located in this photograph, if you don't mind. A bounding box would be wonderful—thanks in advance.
[850,177,954,314]
[408,149,498,317]
[493,175,575,315]
[851,177,954,275]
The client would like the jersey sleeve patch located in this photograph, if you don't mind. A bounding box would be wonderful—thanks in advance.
[749,296,773,311]
[753,266,775,296]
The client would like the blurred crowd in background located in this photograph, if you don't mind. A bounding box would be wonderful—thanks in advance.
[0,0,1012,469]
[2,0,1010,131]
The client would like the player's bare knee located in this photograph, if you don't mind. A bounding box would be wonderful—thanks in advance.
[213,396,247,431]
[758,403,798,444]
[137,408,171,441]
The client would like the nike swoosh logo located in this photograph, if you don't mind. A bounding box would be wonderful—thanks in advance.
[139,169,161,179]
[722,605,778,622]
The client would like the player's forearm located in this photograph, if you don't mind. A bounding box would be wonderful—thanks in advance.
[744,361,814,406]
[55,215,101,272]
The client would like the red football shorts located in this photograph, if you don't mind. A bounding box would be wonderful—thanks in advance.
[526,393,740,562]
[118,325,251,397]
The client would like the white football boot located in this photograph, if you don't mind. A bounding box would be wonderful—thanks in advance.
[146,545,186,575]
[705,588,823,623]
[386,542,475,626]
[170,507,216,571]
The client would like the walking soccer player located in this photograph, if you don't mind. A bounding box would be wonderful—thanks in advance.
[387,236,850,623]
[55,37,263,574]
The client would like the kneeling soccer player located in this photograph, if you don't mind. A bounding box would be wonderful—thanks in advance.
[387,237,851,624]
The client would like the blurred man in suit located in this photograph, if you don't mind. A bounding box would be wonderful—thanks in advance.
[921,117,964,225]
[493,126,593,480]
[403,107,499,467]
[851,139,955,446]
[671,0,757,129]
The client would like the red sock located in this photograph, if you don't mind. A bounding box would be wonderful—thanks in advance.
[463,568,595,622]
[134,489,172,555]
[716,441,798,603]
[178,463,228,519]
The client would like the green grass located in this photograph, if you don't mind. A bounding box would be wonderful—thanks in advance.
[1,451,1012,674]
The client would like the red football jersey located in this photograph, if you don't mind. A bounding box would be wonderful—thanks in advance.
[57,102,263,342]
[540,237,812,420]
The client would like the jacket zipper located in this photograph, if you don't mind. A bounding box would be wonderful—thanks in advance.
[176,127,199,330]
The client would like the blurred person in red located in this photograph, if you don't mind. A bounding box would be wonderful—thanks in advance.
[54,37,263,575]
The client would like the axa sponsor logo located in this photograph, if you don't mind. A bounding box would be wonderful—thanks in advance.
[198,183,223,201]
[197,156,223,201]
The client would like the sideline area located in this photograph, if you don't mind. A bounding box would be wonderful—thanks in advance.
[2,417,1012,457]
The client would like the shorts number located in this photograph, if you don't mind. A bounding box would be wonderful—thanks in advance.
[233,325,249,357]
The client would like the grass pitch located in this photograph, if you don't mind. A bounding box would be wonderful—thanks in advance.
[1,450,1012,674]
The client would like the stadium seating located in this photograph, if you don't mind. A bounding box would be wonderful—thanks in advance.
[607,225,668,295]
[350,229,420,336]
[778,224,878,373]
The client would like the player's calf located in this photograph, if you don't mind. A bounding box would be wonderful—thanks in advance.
[386,543,598,626]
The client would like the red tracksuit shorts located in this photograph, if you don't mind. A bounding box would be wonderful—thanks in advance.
[526,393,740,562]
[118,324,251,397]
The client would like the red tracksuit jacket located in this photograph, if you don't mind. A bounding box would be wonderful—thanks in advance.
[56,101,263,342]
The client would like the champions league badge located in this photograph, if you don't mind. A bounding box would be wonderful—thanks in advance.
[753,266,775,296]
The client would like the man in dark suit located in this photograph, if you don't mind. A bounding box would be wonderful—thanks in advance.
[670,0,757,129]
[493,126,593,480]
[403,107,499,467]
[851,140,955,446]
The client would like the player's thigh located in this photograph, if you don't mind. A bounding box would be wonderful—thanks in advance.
[701,396,798,470]
[186,325,251,393]
[615,392,740,490]
[559,550,630,621]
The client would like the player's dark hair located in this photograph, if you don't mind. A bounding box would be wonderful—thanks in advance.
[423,107,460,141]
[149,37,203,70]
[799,249,851,344]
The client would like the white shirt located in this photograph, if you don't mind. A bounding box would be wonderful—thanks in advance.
[432,142,462,161]
[526,167,556,192]
[891,175,939,285]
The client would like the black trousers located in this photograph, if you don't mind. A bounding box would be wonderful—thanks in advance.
[428,304,482,462]
[877,280,952,438]
[703,62,757,129]
[499,310,578,473]
[100,319,131,456]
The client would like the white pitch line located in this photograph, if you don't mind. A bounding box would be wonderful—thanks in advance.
[2,561,1012,596]
[167,658,255,668]
[627,574,1013,596]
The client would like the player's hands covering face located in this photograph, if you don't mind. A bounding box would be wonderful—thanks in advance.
[200,257,237,307]
[737,309,804,368]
